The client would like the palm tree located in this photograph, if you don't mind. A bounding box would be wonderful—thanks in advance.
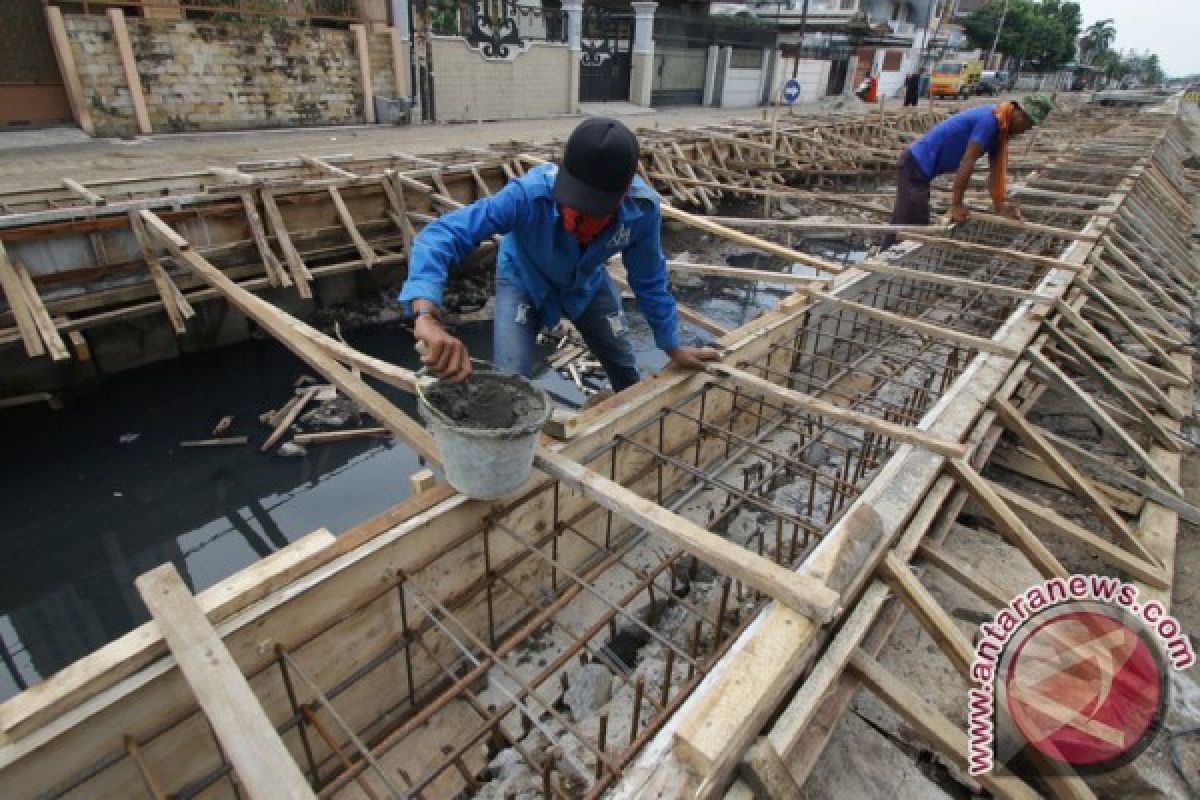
[1079,18,1116,64]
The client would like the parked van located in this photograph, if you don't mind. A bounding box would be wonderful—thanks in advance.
[931,60,984,99]
[977,70,1010,95]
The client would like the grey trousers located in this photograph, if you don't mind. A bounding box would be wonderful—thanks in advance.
[882,148,931,249]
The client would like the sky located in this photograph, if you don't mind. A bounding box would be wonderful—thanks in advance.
[1077,0,1200,77]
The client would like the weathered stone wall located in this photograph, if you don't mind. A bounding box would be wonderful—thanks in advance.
[429,38,572,122]
[63,15,399,136]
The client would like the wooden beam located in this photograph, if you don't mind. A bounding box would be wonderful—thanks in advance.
[1027,349,1183,496]
[107,9,152,135]
[0,242,45,357]
[709,364,968,460]
[660,204,846,275]
[129,211,194,334]
[328,187,378,268]
[738,738,803,800]
[533,448,838,622]
[139,211,440,464]
[848,651,1041,800]
[239,192,289,288]
[877,551,974,679]
[301,155,356,179]
[945,457,1069,580]
[261,388,316,453]
[44,6,94,135]
[853,259,1050,301]
[991,398,1158,567]
[134,564,316,800]
[917,538,1011,608]
[259,192,312,298]
[698,216,954,235]
[990,482,1168,589]
[958,210,1099,242]
[813,290,1019,357]
[61,179,105,206]
[1044,322,1181,453]
[899,231,1084,273]
[13,259,69,360]
[350,24,375,124]
[663,260,831,287]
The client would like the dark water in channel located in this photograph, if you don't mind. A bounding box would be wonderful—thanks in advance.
[0,254,852,700]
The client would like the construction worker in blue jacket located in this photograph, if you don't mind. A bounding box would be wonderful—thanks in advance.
[399,117,719,389]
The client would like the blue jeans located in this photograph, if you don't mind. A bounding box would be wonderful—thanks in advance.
[494,270,641,392]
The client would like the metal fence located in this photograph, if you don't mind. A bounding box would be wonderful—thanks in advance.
[430,0,568,56]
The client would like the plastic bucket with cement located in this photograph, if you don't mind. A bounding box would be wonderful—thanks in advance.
[417,369,552,500]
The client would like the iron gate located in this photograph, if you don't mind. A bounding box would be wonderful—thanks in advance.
[0,0,70,127]
[579,5,632,102]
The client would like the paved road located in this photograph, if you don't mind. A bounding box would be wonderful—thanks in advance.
[0,101,863,192]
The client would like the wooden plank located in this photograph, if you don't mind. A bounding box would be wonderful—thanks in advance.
[945,458,1069,580]
[260,192,312,298]
[261,388,316,453]
[533,448,838,622]
[877,551,974,679]
[1058,300,1188,402]
[658,204,845,275]
[129,211,193,334]
[61,179,104,206]
[989,444,1143,516]
[13,260,69,361]
[958,210,1099,242]
[1044,323,1181,453]
[1027,349,1183,496]
[300,155,356,179]
[738,738,803,800]
[813,290,1019,357]
[1087,254,1184,343]
[239,192,288,288]
[848,651,1042,800]
[328,187,378,268]
[0,243,45,357]
[853,259,1049,301]
[180,436,248,448]
[1036,425,1200,527]
[917,538,1011,608]
[699,216,954,235]
[107,9,152,135]
[899,231,1084,272]
[991,397,1158,566]
[0,528,335,740]
[663,260,830,287]
[134,564,317,800]
[140,211,441,464]
[292,428,390,445]
[990,482,1168,589]
[350,24,375,124]
[44,6,94,135]
[709,364,968,460]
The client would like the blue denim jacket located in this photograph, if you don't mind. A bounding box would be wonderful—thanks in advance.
[398,163,679,352]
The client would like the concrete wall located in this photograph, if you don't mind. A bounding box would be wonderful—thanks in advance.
[773,58,832,103]
[63,15,400,136]
[429,37,572,122]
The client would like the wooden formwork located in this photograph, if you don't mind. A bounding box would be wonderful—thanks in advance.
[0,98,1194,800]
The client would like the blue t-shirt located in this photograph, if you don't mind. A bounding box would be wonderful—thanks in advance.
[909,104,1000,179]
[399,163,679,352]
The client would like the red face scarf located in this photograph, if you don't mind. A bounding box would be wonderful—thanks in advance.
[561,206,614,246]
[991,102,1017,210]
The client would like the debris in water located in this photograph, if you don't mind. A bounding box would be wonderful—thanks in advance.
[277,442,307,458]
[118,433,140,445]
[211,415,234,436]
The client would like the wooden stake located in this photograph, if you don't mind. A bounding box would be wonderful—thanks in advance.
[107,8,152,135]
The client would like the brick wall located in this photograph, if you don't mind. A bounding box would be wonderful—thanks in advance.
[63,15,399,136]
[430,38,572,123]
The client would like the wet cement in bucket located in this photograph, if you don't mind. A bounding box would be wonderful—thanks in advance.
[423,374,543,430]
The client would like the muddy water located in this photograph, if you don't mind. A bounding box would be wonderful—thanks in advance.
[0,246,860,701]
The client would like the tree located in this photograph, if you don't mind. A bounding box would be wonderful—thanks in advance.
[1079,18,1116,64]
[962,0,1081,73]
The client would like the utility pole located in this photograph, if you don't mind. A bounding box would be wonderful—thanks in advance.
[987,0,1010,69]
[791,0,811,79]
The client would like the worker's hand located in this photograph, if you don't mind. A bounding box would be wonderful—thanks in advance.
[668,345,721,370]
[1000,203,1024,221]
[949,205,970,224]
[414,315,472,383]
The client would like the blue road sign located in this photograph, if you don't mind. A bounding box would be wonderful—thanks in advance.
[782,79,802,104]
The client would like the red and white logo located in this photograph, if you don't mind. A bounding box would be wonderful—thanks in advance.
[1003,607,1163,768]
